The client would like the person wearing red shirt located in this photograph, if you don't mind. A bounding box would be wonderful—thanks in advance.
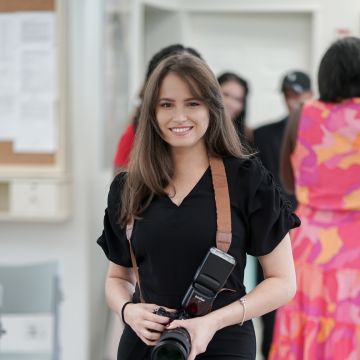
[113,123,135,170]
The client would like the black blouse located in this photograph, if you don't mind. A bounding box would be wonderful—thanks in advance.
[97,156,300,359]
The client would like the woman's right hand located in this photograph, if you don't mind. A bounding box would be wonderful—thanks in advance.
[123,303,173,346]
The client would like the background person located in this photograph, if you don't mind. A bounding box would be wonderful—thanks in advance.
[252,70,313,359]
[217,72,251,143]
[270,36,360,360]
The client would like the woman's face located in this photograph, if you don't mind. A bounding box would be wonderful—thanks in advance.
[221,80,245,121]
[156,72,209,151]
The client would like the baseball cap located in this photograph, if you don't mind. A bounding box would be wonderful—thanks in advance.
[281,71,311,93]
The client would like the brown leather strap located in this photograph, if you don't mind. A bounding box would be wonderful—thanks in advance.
[126,156,232,303]
[126,219,145,303]
[209,157,232,253]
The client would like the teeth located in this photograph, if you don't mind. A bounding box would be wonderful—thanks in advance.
[171,127,191,133]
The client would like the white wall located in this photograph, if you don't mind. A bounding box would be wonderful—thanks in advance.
[185,11,312,126]
[140,0,360,127]
[144,6,183,71]
[0,1,360,360]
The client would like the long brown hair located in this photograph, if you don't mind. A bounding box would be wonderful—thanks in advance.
[120,54,248,225]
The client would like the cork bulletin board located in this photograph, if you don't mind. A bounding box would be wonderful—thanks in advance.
[0,0,54,12]
[0,0,56,165]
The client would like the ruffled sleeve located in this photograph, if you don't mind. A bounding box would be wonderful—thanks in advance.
[246,159,301,256]
[96,173,132,267]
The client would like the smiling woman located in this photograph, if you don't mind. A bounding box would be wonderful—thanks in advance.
[156,72,209,150]
[97,53,300,360]
[120,53,245,221]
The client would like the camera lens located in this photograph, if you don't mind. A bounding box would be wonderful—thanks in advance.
[152,343,185,360]
[151,327,190,360]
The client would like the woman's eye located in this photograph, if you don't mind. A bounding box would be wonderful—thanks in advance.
[188,101,200,107]
[160,102,172,108]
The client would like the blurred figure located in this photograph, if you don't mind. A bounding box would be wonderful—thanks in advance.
[281,71,313,115]
[113,44,202,175]
[270,36,360,359]
[253,71,313,359]
[254,71,312,210]
[217,72,251,142]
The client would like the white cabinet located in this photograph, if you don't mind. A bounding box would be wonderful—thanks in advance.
[0,177,70,222]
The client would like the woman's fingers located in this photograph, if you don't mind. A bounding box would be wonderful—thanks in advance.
[136,324,160,346]
[128,303,179,346]
[142,328,162,341]
[150,312,172,324]
[143,320,166,333]
[167,319,186,330]
[139,334,158,347]
[161,306,177,312]
[131,303,169,324]
[142,304,172,324]
[166,318,212,358]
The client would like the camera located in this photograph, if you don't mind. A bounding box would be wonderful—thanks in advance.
[151,307,191,360]
[151,247,236,360]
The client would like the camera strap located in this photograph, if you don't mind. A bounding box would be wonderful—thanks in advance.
[209,156,232,253]
[126,156,232,303]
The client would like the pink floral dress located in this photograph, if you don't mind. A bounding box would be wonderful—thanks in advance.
[270,98,360,360]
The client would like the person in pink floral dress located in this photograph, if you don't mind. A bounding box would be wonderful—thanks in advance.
[270,36,360,360]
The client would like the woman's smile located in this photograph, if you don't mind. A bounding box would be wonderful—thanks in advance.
[169,126,194,135]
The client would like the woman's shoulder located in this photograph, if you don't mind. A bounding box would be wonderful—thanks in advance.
[223,155,265,177]
[108,172,128,204]
[111,171,127,189]
[223,155,267,194]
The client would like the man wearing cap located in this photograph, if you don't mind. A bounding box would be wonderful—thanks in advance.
[253,70,313,359]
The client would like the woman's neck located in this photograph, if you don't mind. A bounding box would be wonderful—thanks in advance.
[171,143,209,177]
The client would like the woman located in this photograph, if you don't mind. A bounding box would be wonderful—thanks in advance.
[98,53,299,359]
[113,44,202,175]
[217,72,251,142]
[270,37,360,359]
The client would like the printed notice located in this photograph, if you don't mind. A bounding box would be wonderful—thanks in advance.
[0,12,57,153]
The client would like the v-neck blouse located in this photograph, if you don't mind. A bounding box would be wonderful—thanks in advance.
[98,156,300,310]
[165,166,210,208]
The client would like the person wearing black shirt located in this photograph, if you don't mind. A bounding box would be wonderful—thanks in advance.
[253,70,312,359]
[97,54,300,360]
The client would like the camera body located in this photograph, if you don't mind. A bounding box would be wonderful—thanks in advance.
[151,247,236,360]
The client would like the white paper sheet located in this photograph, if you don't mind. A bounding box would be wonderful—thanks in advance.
[13,97,57,153]
[20,49,56,95]
[18,12,55,46]
[0,12,58,152]
[0,14,19,62]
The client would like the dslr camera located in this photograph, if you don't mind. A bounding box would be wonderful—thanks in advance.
[151,247,236,360]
